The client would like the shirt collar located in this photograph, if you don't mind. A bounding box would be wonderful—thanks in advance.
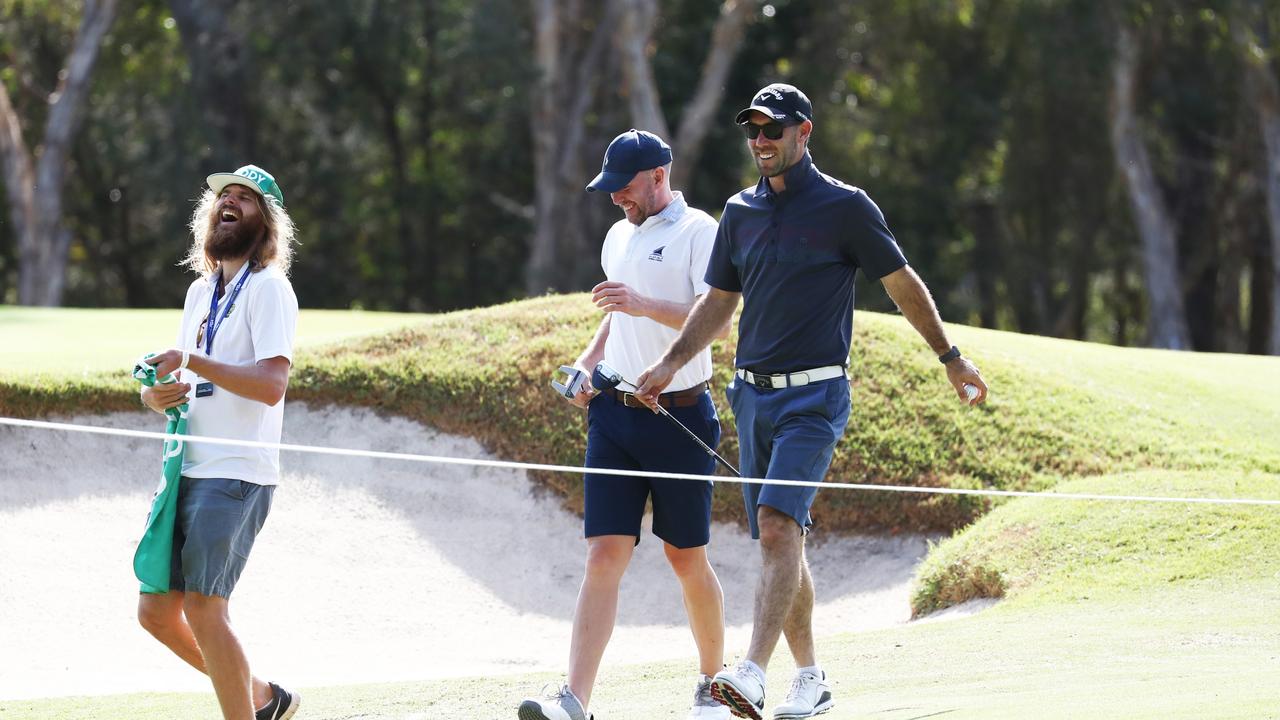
[205,260,254,287]
[753,151,818,200]
[638,191,688,230]
[656,191,688,223]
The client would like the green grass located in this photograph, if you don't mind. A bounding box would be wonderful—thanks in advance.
[7,580,1277,719]
[912,470,1280,613]
[3,300,1279,718]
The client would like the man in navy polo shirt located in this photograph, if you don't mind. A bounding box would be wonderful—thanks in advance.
[519,130,731,720]
[636,84,988,720]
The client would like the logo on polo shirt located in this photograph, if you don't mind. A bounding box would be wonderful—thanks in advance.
[649,246,665,262]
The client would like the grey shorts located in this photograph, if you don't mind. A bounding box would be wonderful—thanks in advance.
[167,477,274,598]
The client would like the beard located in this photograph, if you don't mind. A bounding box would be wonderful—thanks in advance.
[206,211,264,262]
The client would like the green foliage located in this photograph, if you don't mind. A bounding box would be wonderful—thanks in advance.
[2,0,1278,354]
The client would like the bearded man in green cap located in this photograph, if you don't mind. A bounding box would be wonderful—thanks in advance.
[136,165,301,720]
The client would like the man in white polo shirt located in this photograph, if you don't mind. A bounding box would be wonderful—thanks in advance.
[519,130,730,720]
[137,164,301,720]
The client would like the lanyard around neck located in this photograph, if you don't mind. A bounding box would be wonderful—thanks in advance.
[205,263,252,357]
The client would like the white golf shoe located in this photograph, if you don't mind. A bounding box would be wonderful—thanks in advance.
[771,670,833,719]
[688,674,731,719]
[517,684,592,720]
[710,663,766,720]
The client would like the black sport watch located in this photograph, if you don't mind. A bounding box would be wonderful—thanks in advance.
[938,346,961,364]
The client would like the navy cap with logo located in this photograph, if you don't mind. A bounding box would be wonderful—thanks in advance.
[586,129,673,193]
[734,83,813,125]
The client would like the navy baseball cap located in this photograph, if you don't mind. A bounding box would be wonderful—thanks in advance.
[586,129,673,193]
[734,83,813,125]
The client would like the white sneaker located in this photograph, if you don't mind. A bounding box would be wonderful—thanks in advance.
[771,670,833,719]
[688,674,731,719]
[710,663,766,720]
[517,684,592,720]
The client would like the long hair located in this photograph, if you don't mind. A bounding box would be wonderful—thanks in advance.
[182,188,298,276]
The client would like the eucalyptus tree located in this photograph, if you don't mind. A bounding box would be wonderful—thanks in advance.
[0,0,118,306]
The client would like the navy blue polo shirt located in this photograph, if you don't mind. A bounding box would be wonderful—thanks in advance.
[705,152,907,373]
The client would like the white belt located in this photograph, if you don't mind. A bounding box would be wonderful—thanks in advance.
[735,365,845,389]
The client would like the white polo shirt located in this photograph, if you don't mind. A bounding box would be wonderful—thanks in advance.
[176,262,299,485]
[600,191,716,392]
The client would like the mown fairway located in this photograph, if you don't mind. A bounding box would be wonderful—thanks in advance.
[0,306,431,378]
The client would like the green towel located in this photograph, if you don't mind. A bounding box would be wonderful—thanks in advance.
[132,354,190,594]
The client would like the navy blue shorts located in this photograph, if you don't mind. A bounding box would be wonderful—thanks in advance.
[583,390,721,549]
[726,375,851,539]
[167,477,274,598]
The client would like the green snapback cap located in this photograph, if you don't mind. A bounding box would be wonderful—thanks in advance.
[206,164,284,207]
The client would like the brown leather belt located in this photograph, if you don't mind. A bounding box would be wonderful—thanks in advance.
[604,381,708,409]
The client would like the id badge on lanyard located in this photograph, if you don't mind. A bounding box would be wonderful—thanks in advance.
[197,263,252,398]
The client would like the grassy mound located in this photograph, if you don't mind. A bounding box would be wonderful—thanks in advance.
[911,470,1280,614]
[3,296,1278,535]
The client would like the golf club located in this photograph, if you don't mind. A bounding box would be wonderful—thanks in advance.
[550,365,589,400]
[591,361,740,477]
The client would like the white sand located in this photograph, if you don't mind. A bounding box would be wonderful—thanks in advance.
[0,404,981,700]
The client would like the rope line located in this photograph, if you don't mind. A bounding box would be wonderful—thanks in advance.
[2,416,1278,507]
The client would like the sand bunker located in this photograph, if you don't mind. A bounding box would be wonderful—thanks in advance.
[0,403,972,700]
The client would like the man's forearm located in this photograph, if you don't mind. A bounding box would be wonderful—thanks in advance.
[641,297,696,331]
[661,288,740,367]
[882,266,951,355]
[576,315,611,370]
[186,355,291,406]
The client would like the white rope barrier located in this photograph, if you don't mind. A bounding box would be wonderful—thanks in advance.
[2,415,1278,507]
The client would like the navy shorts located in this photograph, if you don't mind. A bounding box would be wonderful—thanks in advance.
[167,477,274,598]
[583,390,721,549]
[726,375,851,539]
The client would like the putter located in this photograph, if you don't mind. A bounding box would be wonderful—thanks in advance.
[592,361,740,477]
[550,365,589,400]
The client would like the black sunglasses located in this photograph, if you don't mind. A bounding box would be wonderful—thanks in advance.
[739,121,795,140]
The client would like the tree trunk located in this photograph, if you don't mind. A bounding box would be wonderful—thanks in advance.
[1234,6,1280,355]
[669,0,756,189]
[168,0,255,166]
[527,0,754,294]
[617,0,670,139]
[1107,24,1191,349]
[419,0,441,310]
[969,200,1001,329]
[526,0,622,295]
[616,0,756,188]
[0,0,118,307]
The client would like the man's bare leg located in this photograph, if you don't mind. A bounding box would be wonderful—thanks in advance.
[138,592,273,710]
[745,506,805,672]
[566,535,635,710]
[181,592,256,720]
[781,545,816,668]
[664,543,726,676]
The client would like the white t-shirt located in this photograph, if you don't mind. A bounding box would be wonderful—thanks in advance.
[600,191,716,392]
[176,262,299,485]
